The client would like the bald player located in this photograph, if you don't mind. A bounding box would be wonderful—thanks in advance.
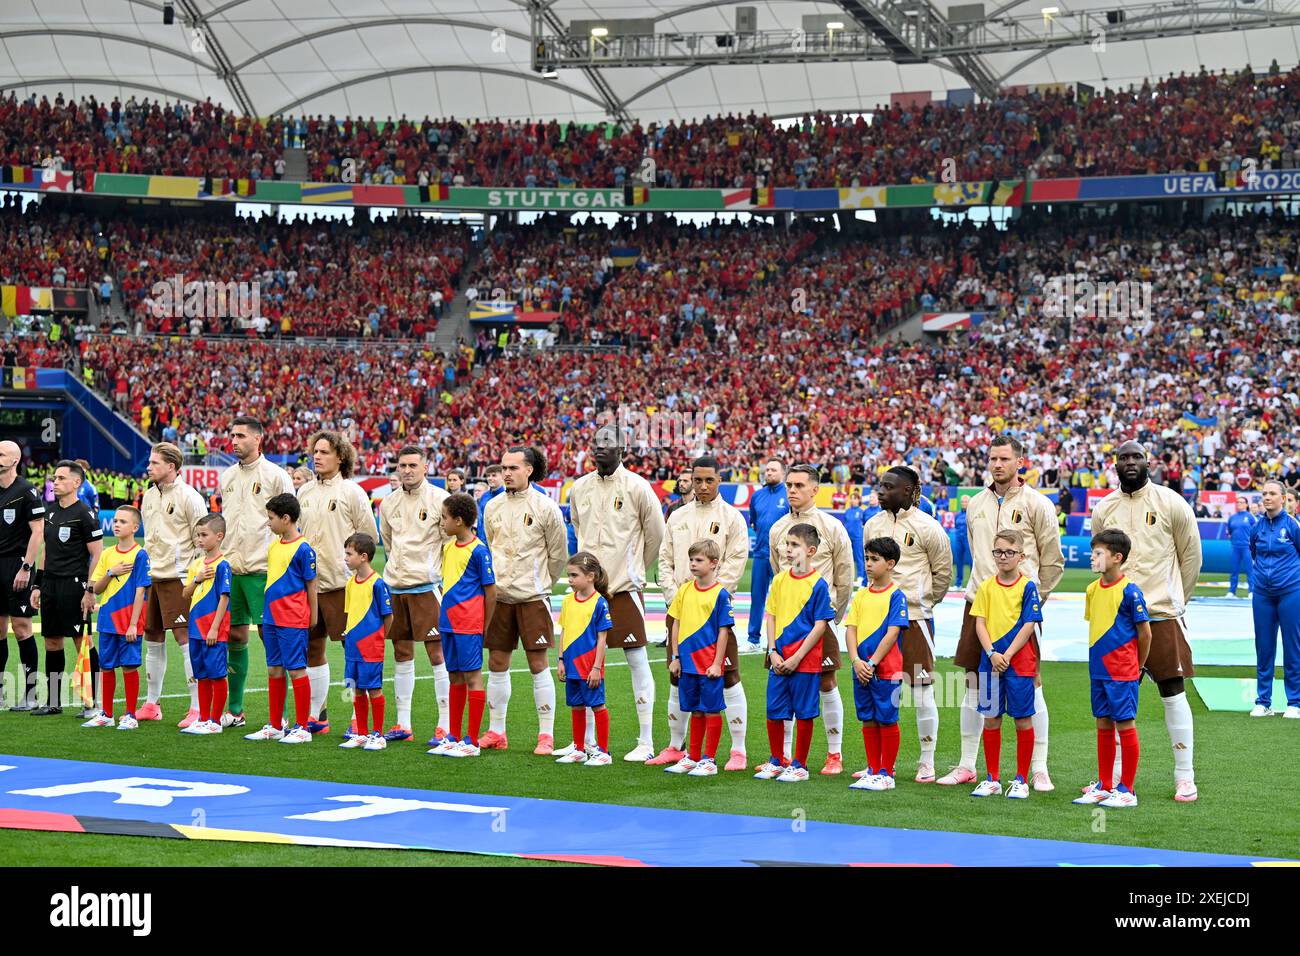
[864,465,953,782]
[1091,440,1202,803]
[565,425,665,761]
[940,434,1065,791]
[0,440,44,710]
[652,456,750,768]
[218,416,294,727]
[298,430,374,734]
[480,445,568,752]
[139,442,208,724]
[768,463,856,774]
[378,444,451,743]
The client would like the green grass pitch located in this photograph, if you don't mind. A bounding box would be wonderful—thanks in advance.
[1,557,1290,867]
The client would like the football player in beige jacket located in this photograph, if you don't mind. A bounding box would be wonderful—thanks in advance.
[297,431,374,732]
[863,466,953,782]
[566,427,665,762]
[1090,440,1202,803]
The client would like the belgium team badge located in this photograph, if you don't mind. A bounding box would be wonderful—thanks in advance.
[329,500,337,512]
[523,513,534,527]
[252,481,262,495]
[1145,511,1158,526]
[709,521,720,535]
[614,495,624,511]
[419,509,428,521]
[903,532,916,547]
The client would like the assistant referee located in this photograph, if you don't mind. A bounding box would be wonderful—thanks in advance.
[30,461,103,715]
[0,440,44,710]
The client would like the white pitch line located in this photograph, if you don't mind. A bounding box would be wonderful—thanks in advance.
[144,651,673,702]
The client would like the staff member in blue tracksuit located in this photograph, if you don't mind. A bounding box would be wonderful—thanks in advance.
[951,495,972,589]
[842,489,867,585]
[746,457,788,650]
[1227,501,1258,597]
[1249,481,1300,718]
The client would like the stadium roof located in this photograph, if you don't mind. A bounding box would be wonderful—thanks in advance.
[3,0,1300,124]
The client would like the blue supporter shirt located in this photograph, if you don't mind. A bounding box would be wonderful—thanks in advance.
[749,483,789,559]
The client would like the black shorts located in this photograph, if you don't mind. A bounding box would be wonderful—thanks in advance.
[0,555,35,618]
[38,574,89,639]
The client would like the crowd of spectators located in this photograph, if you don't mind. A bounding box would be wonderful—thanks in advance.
[0,198,470,339]
[7,63,1300,190]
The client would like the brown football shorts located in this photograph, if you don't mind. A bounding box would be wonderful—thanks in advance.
[308,589,347,642]
[485,599,554,653]
[388,590,442,643]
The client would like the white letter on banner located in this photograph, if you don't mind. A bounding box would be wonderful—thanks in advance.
[11,777,249,807]
[287,795,509,823]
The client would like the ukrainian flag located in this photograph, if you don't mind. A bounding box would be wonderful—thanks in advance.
[611,246,639,268]
[301,183,354,204]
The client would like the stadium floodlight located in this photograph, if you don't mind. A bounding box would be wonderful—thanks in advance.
[827,21,845,30]
[542,69,558,79]
[591,27,609,37]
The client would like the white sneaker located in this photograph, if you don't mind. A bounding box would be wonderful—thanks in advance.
[741,641,765,654]
[553,742,577,758]
[555,749,588,764]
[665,756,698,774]
[245,723,285,741]
[849,773,882,791]
[776,763,810,783]
[115,714,139,731]
[971,778,1003,797]
[753,761,784,780]
[1174,779,1199,803]
[1030,770,1054,792]
[1099,786,1138,808]
[444,739,481,758]
[81,711,114,728]
[584,750,613,766]
[279,725,313,744]
[623,743,655,763]
[1006,777,1030,799]
[205,720,223,734]
[1285,706,1300,719]
[426,738,458,756]
[339,734,367,749]
[363,732,387,751]
[864,773,897,791]
[220,712,246,728]
[1249,704,1275,717]
[181,720,212,735]
[686,758,718,776]
[1073,783,1111,805]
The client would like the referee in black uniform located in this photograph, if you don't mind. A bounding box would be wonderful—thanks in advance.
[0,440,44,710]
[30,460,102,716]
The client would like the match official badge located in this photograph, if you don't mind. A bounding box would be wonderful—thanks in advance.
[2,508,13,524]
[58,526,71,543]
[1145,511,1157,526]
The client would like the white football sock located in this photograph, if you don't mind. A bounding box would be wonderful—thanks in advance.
[531,669,556,736]
[307,663,329,721]
[820,689,843,756]
[783,719,793,761]
[585,707,597,748]
[959,684,982,771]
[432,661,450,732]
[626,646,655,749]
[1161,691,1195,783]
[487,670,511,734]
[914,683,938,766]
[1030,684,1050,775]
[667,684,684,750]
[145,641,167,703]
[1113,729,1123,787]
[723,683,747,756]
[178,641,198,710]
[394,659,416,728]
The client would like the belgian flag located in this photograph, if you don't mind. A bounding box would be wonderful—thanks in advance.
[1,166,32,184]
[418,183,449,202]
[750,186,774,208]
[623,184,649,206]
